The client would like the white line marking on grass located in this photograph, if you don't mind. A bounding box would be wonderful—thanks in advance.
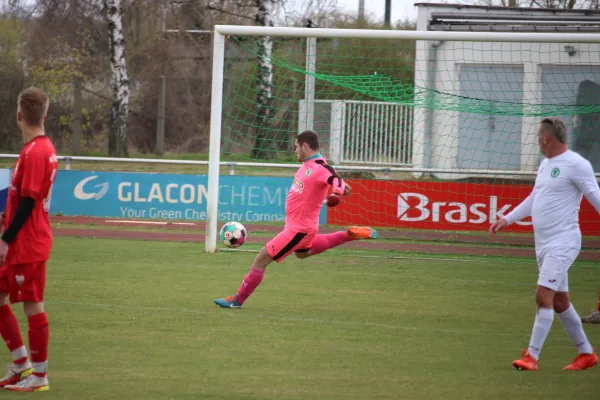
[218,249,599,267]
[354,255,484,263]
[105,220,197,226]
[46,299,523,338]
[219,248,526,264]
[106,220,167,225]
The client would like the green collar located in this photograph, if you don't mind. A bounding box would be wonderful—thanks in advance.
[304,153,322,162]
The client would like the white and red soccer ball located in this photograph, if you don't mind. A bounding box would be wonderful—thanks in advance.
[219,221,247,248]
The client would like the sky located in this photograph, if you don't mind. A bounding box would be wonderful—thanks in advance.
[14,0,434,26]
[336,0,422,23]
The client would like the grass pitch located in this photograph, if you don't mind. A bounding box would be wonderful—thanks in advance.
[1,237,598,399]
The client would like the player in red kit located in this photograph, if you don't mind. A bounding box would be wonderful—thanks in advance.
[0,88,57,392]
[214,130,378,309]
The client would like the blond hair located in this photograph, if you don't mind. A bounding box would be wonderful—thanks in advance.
[18,87,49,126]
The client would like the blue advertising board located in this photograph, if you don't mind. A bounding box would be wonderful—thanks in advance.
[49,171,327,224]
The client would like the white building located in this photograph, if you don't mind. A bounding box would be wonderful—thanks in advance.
[412,3,600,179]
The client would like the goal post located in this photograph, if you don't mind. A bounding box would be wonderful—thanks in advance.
[206,29,226,253]
[205,25,600,253]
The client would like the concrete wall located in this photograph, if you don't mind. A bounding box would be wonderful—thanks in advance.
[413,4,600,179]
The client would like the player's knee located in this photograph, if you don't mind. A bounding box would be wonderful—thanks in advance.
[295,251,310,259]
[253,247,273,270]
[23,301,44,317]
[0,292,7,307]
[553,292,571,313]
[535,286,555,309]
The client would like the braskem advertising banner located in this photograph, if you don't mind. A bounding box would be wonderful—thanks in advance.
[327,179,600,236]
[0,169,10,211]
[50,170,327,224]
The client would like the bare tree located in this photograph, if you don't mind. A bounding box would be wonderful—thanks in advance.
[250,0,277,159]
[474,0,600,8]
[278,0,339,26]
[103,0,130,157]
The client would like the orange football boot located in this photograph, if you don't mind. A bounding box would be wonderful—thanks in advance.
[346,226,378,240]
[513,349,539,371]
[564,351,598,370]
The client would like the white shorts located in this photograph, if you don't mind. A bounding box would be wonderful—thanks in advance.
[535,246,580,292]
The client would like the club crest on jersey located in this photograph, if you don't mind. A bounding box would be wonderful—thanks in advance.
[551,167,560,178]
[292,178,304,194]
[305,168,312,176]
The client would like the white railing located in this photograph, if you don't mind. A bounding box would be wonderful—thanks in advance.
[299,100,413,166]
[4,153,600,178]
[342,101,413,166]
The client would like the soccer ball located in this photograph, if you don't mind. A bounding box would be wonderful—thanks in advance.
[219,221,247,248]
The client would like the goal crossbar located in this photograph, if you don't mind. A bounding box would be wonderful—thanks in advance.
[214,24,600,43]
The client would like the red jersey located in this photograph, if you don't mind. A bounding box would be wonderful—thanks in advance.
[4,136,58,264]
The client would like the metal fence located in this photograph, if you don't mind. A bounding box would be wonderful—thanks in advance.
[299,100,413,166]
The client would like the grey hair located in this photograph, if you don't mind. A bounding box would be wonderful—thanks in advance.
[540,117,568,144]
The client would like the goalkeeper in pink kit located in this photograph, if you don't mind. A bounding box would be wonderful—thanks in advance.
[214,130,378,308]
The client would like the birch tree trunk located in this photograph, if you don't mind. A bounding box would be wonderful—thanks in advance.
[250,0,276,159]
[103,0,130,157]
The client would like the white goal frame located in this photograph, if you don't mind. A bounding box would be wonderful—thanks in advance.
[206,25,600,253]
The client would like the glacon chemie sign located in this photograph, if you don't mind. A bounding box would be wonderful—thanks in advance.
[50,170,327,223]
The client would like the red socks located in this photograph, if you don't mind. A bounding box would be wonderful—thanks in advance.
[0,305,49,375]
[237,266,265,304]
[0,304,27,364]
[28,313,48,377]
[309,231,351,256]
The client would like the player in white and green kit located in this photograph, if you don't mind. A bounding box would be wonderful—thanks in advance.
[490,117,600,371]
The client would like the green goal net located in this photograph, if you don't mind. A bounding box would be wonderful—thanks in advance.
[207,27,600,254]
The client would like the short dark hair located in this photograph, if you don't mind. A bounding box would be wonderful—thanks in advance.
[540,117,568,144]
[296,130,320,150]
[19,87,49,126]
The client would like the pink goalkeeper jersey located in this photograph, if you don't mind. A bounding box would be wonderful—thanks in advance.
[285,154,345,232]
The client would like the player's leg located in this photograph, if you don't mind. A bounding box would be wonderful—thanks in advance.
[5,263,49,392]
[554,282,598,370]
[305,227,378,257]
[580,290,600,324]
[213,247,272,309]
[294,249,311,259]
[514,248,585,371]
[516,285,556,368]
[214,230,309,308]
[513,251,559,370]
[0,264,32,387]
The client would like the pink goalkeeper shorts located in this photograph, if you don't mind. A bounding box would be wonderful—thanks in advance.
[266,228,317,263]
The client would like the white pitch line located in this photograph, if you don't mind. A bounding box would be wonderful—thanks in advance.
[218,248,521,264]
[106,220,167,225]
[105,220,197,226]
[46,299,524,338]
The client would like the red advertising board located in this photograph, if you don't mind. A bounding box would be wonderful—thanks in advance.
[327,180,600,236]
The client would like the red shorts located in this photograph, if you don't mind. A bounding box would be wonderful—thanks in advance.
[266,228,317,263]
[0,262,47,304]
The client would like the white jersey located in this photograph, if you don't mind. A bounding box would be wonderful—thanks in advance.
[505,150,600,250]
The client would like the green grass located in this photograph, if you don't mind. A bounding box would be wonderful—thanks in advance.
[1,237,598,399]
